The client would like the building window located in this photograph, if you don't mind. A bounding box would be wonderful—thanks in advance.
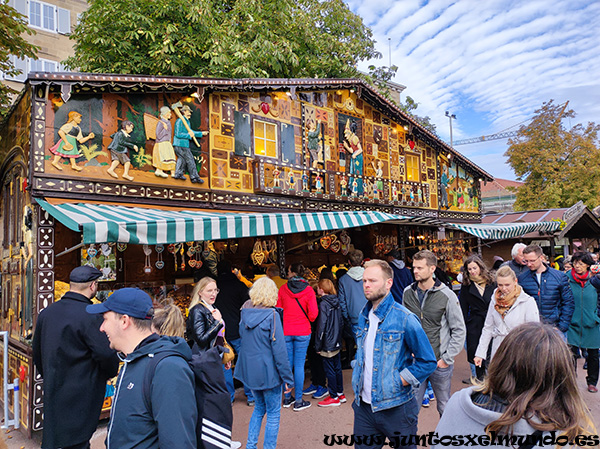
[30,58,57,73]
[254,120,278,158]
[29,1,56,32]
[405,153,420,181]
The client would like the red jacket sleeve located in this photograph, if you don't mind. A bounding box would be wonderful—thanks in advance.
[305,288,319,322]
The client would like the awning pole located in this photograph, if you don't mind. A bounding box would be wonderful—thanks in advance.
[56,242,85,258]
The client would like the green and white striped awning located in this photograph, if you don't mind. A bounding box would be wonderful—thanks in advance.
[445,221,561,240]
[36,199,414,245]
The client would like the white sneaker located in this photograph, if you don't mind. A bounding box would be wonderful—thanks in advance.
[231,441,242,449]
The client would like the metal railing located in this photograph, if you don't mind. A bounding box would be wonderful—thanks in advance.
[0,331,20,430]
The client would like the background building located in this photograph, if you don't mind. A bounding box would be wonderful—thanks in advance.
[3,0,87,91]
[480,177,523,213]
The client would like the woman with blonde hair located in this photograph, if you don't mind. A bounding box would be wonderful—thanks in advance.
[152,299,185,338]
[435,322,596,447]
[186,277,227,356]
[474,266,539,368]
[235,277,293,449]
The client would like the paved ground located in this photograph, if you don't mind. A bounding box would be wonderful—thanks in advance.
[3,354,599,448]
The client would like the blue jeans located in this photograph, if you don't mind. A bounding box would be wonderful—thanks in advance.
[352,397,418,449]
[246,385,282,449]
[285,335,311,402]
[416,364,454,417]
[223,338,254,402]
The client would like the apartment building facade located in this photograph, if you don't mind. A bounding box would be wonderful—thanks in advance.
[4,0,87,91]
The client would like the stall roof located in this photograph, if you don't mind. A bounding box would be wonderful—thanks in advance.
[445,221,561,240]
[36,199,433,245]
[483,203,600,240]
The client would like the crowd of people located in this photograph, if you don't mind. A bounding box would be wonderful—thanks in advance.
[31,242,599,449]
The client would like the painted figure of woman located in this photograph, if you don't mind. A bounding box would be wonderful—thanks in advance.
[153,106,177,178]
[371,160,384,198]
[343,120,363,196]
[49,111,95,171]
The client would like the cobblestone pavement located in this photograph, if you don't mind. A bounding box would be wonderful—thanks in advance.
[3,353,599,448]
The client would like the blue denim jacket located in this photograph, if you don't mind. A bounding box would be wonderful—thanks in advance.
[352,292,437,412]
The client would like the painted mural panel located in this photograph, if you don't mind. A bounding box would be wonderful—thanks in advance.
[35,86,480,211]
[439,154,479,212]
[43,93,210,185]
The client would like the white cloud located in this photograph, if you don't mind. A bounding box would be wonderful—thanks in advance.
[352,0,600,180]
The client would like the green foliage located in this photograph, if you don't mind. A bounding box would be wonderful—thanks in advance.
[364,64,398,104]
[505,100,600,210]
[0,4,39,116]
[399,96,437,134]
[66,0,379,79]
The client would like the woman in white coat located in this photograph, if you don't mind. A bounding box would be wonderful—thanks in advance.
[474,266,539,368]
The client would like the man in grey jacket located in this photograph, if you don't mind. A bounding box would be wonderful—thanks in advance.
[403,250,466,417]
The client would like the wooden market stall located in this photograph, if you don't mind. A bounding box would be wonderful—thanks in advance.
[0,73,494,435]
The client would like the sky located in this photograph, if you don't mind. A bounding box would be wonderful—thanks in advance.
[346,0,600,180]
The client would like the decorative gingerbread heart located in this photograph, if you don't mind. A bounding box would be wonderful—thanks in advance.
[409,140,415,150]
[117,243,127,252]
[340,231,351,245]
[261,102,270,114]
[341,244,349,255]
[252,251,265,265]
[155,260,165,269]
[188,259,196,268]
[320,235,331,249]
[155,244,164,254]
[87,247,98,258]
[330,240,341,253]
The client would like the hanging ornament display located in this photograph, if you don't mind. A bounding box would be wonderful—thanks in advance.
[87,244,98,258]
[155,244,164,269]
[143,244,152,273]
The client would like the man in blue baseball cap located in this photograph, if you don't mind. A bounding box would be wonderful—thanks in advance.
[33,265,119,449]
[87,288,198,448]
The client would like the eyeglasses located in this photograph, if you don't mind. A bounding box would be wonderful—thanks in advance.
[205,288,220,294]
[523,255,541,265]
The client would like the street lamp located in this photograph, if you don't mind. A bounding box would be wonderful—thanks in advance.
[445,111,456,147]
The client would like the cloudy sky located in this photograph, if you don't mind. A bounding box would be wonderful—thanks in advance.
[347,0,600,180]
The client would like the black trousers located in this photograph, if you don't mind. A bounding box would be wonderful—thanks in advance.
[322,352,343,397]
[352,397,418,449]
[570,345,599,386]
[307,333,326,387]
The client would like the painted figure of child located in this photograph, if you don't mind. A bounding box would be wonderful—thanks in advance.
[106,120,138,181]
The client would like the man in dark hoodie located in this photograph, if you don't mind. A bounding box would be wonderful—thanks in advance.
[385,249,414,304]
[214,259,254,405]
[338,249,366,337]
[87,288,197,449]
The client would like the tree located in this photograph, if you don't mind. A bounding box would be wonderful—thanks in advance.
[399,96,437,134]
[66,0,380,79]
[505,100,600,210]
[0,4,39,116]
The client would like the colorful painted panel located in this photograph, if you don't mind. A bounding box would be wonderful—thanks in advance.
[439,155,480,212]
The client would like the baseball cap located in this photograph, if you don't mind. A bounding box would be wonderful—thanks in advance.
[86,288,154,320]
[70,265,102,283]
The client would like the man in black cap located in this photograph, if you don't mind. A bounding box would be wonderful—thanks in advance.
[32,265,119,449]
[87,288,198,448]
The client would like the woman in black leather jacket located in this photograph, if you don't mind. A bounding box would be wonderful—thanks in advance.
[186,277,225,353]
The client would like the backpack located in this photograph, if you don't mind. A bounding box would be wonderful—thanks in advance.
[142,346,233,449]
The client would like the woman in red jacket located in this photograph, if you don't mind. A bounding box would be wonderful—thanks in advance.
[277,263,318,411]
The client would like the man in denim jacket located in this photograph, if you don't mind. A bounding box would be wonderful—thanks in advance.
[352,260,437,449]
